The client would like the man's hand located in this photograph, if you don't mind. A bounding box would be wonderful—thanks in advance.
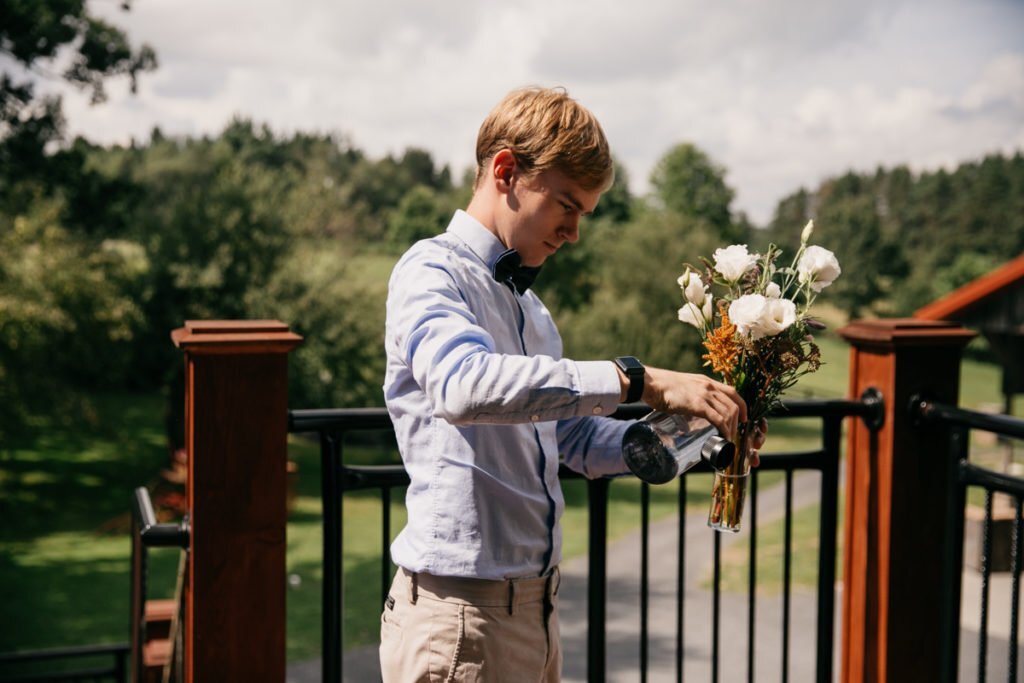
[641,367,747,441]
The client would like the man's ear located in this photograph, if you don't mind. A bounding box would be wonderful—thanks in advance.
[491,149,517,194]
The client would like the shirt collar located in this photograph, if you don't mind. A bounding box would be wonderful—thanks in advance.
[446,210,510,273]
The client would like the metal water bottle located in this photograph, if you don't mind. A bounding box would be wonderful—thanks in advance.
[622,411,735,485]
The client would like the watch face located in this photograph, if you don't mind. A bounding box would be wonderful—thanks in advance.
[616,356,643,373]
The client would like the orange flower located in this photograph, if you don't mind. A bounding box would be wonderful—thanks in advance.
[702,309,740,384]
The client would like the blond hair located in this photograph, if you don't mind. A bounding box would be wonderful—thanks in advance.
[474,86,613,192]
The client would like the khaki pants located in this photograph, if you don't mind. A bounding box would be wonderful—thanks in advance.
[380,567,561,682]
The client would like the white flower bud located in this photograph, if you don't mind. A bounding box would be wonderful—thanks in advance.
[801,219,814,244]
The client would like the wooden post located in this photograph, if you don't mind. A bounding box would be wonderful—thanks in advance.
[838,318,974,682]
[172,320,302,683]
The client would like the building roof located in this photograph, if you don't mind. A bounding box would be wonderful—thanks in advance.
[914,253,1024,322]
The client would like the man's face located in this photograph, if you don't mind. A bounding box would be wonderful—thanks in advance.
[502,168,603,267]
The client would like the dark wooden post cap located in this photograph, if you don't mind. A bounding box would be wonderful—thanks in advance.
[838,317,975,349]
[171,320,303,354]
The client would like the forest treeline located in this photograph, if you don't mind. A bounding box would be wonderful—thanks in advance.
[4,118,1023,443]
[2,1,1023,444]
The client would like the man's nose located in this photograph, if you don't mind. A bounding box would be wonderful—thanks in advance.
[560,215,580,243]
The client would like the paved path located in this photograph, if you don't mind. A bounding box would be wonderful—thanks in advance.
[558,471,826,682]
[288,470,1024,681]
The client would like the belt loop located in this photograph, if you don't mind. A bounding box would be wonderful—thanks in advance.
[552,566,561,597]
[508,580,516,616]
[411,571,419,605]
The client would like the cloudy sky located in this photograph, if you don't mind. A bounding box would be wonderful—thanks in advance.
[48,0,1024,225]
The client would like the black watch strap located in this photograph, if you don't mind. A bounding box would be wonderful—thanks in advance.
[613,356,645,404]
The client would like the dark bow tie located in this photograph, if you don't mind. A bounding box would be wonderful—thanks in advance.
[492,249,542,295]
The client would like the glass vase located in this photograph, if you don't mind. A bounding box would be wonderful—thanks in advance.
[707,425,755,533]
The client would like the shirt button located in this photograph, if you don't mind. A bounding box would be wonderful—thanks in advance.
[592,406,603,415]
[530,415,540,422]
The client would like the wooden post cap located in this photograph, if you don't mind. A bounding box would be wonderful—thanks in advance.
[838,318,975,349]
[171,320,303,354]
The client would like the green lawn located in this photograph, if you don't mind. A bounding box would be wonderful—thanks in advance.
[0,393,178,653]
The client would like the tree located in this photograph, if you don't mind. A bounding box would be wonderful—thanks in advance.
[590,159,634,224]
[649,143,743,242]
[245,242,387,409]
[0,1,156,200]
[387,185,449,248]
[0,199,148,444]
[0,1,156,441]
[556,206,719,370]
[814,193,907,318]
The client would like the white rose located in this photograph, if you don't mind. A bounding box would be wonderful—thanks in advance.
[713,244,759,282]
[677,296,713,329]
[677,268,707,306]
[765,281,782,299]
[797,246,842,292]
[728,294,769,339]
[761,297,797,336]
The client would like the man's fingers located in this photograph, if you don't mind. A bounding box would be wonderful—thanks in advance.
[709,401,738,441]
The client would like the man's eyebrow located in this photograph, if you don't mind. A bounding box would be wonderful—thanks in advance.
[562,191,592,215]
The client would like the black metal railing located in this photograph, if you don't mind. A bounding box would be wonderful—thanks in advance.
[129,486,189,683]
[0,643,130,683]
[912,398,1024,683]
[290,391,883,683]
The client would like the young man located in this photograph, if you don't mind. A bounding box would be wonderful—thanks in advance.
[381,86,751,682]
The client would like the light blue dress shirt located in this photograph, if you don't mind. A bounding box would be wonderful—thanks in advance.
[384,210,633,580]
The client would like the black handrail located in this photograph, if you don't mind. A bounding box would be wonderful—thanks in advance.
[133,487,190,548]
[290,393,881,683]
[0,643,129,683]
[912,397,1024,440]
[130,487,188,683]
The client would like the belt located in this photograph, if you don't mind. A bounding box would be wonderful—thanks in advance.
[400,567,560,615]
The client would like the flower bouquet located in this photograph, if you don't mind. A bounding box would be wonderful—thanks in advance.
[676,221,841,532]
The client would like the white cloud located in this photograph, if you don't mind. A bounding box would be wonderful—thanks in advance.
[42,0,1024,224]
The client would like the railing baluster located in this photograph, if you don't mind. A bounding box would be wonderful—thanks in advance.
[782,469,793,683]
[816,415,842,683]
[979,490,993,682]
[677,478,687,683]
[1009,496,1022,682]
[641,481,650,683]
[321,430,344,683]
[748,470,758,683]
[588,477,610,683]
[712,529,721,683]
[941,425,969,683]
[382,486,392,619]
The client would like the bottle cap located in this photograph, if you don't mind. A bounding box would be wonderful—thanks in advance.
[702,436,736,470]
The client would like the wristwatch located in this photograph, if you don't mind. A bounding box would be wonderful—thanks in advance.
[613,356,645,404]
